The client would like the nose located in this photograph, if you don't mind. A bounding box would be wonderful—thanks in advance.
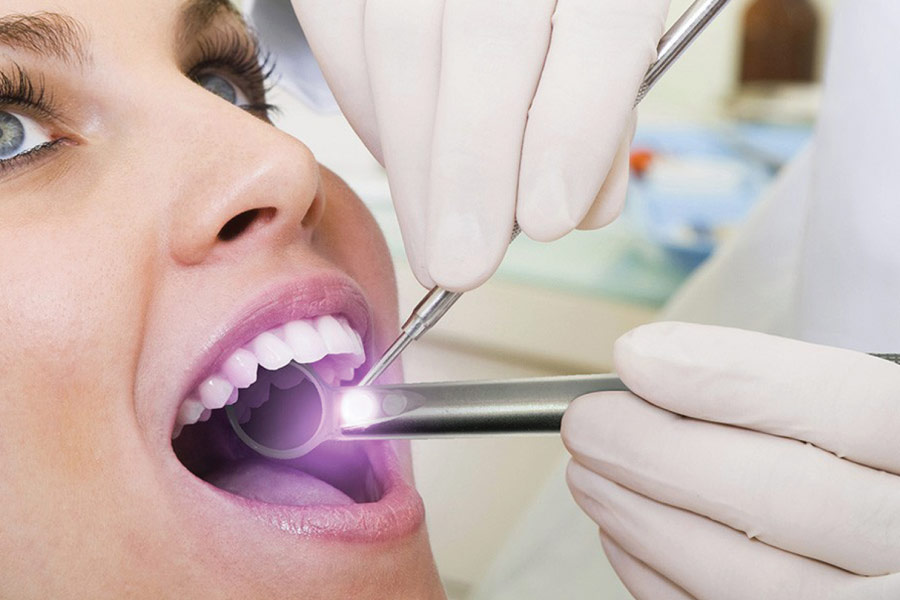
[166,89,325,266]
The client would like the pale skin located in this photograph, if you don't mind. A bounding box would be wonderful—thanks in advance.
[0,0,443,597]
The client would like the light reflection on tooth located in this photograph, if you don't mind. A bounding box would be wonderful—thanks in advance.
[315,315,356,355]
[177,398,204,427]
[283,320,328,364]
[221,348,258,389]
[248,331,293,371]
[198,376,235,410]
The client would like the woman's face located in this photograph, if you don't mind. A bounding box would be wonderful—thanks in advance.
[0,0,443,597]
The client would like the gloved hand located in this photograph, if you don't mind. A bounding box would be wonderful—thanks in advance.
[290,0,670,290]
[562,322,900,599]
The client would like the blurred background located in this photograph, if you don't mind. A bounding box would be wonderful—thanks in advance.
[241,1,831,597]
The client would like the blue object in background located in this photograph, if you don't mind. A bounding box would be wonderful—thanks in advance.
[627,123,811,270]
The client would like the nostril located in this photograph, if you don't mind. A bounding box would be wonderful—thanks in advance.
[217,208,275,242]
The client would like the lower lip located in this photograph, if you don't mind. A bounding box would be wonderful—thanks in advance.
[171,441,424,543]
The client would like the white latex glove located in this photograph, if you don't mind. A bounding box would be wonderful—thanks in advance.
[290,0,669,290]
[562,322,900,599]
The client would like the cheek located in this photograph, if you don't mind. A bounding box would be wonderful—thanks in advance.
[313,170,399,341]
[0,213,152,472]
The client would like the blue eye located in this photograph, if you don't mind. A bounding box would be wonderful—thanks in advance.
[0,110,51,161]
[196,73,250,107]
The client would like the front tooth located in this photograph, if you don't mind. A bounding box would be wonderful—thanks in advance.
[225,388,239,406]
[315,315,355,355]
[313,360,337,386]
[339,319,365,356]
[247,331,293,370]
[283,320,328,364]
[342,350,366,369]
[337,365,356,382]
[198,376,235,410]
[221,348,258,388]
[177,398,205,427]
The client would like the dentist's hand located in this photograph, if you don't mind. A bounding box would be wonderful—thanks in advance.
[290,0,670,290]
[562,322,900,599]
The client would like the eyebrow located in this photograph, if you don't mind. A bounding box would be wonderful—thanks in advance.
[0,12,90,66]
[0,1,240,68]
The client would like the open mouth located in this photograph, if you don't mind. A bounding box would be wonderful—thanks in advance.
[171,314,382,507]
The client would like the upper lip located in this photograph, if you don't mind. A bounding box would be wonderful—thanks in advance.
[170,272,373,434]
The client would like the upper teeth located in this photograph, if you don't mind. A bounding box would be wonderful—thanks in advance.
[173,314,365,438]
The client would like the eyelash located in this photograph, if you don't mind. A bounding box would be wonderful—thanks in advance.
[0,64,56,115]
[189,30,279,119]
[0,64,66,175]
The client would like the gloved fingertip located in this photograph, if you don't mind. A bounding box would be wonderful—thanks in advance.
[408,259,435,289]
[560,393,604,448]
[613,322,708,400]
[427,257,496,292]
[425,217,509,292]
[577,141,632,230]
[564,459,593,495]
[577,174,628,231]
[565,460,613,523]
[516,173,582,243]
[614,322,688,362]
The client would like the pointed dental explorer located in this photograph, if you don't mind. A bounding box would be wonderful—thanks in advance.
[359,0,734,387]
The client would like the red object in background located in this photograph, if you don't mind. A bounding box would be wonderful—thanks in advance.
[630,149,655,177]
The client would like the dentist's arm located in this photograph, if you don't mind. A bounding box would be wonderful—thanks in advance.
[290,0,670,291]
[563,323,900,599]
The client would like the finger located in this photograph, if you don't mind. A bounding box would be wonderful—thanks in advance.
[364,0,444,286]
[566,463,884,600]
[615,322,900,475]
[600,533,696,600]
[426,0,557,291]
[516,0,668,242]
[564,391,900,576]
[577,115,637,230]
[290,0,382,162]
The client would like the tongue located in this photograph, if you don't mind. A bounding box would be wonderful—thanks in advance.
[206,459,354,506]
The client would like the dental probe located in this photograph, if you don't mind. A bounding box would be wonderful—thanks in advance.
[359,0,734,386]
